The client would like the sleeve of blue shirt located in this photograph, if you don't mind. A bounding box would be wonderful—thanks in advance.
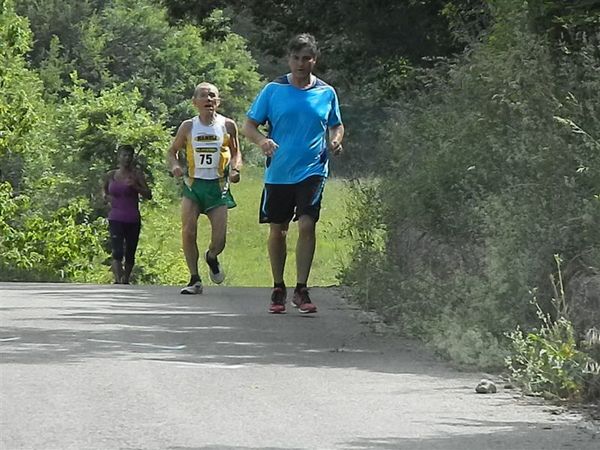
[247,84,271,125]
[327,88,343,128]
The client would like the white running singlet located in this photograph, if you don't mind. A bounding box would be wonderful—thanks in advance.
[185,114,231,180]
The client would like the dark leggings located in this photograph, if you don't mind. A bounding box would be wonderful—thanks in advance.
[108,220,141,265]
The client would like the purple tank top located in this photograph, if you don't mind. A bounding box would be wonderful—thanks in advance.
[108,179,141,223]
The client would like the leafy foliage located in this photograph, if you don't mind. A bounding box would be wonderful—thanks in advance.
[506,258,600,400]
[162,0,461,71]
[506,314,592,400]
[1,0,262,282]
[342,1,600,375]
[339,179,388,311]
[507,311,599,400]
[0,182,106,281]
[44,78,169,213]
[18,0,262,126]
[0,0,45,188]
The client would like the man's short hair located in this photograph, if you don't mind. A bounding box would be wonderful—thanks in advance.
[287,33,319,58]
[193,82,219,98]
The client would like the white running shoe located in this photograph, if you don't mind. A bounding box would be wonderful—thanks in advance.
[205,251,225,284]
[180,278,203,294]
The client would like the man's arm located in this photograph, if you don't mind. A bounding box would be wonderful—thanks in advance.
[242,119,278,157]
[328,124,345,155]
[225,118,242,183]
[167,121,190,177]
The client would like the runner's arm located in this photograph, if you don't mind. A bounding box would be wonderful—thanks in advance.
[242,119,278,157]
[225,118,242,183]
[167,121,190,177]
[133,169,153,200]
[102,171,114,203]
[328,124,345,155]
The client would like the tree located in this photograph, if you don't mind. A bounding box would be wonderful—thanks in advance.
[0,1,107,281]
[162,0,462,87]
[18,0,262,127]
[0,0,46,189]
[14,0,105,67]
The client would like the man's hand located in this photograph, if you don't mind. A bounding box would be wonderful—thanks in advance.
[259,138,279,157]
[171,165,184,177]
[329,139,343,156]
[229,168,241,183]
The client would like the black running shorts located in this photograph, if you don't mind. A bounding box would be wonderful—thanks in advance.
[259,175,326,224]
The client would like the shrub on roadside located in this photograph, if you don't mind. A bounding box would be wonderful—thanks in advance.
[0,182,106,281]
[341,3,600,376]
[506,304,597,401]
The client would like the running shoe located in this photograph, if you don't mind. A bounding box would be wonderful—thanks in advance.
[292,288,317,314]
[205,250,225,284]
[181,276,203,294]
[269,287,287,314]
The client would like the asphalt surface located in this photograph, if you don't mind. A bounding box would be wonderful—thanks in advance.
[0,282,598,449]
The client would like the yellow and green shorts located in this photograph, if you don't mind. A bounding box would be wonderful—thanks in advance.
[182,178,236,214]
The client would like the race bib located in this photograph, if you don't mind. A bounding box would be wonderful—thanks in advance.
[194,147,219,168]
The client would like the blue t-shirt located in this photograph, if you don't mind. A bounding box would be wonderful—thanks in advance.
[247,74,343,184]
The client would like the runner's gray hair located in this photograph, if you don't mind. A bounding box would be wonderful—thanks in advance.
[287,33,320,58]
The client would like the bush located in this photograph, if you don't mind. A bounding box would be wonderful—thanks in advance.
[506,303,596,401]
[342,3,600,372]
[339,179,388,312]
[506,257,600,400]
[0,182,106,281]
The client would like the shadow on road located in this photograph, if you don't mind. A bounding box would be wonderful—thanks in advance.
[166,417,587,450]
[1,283,444,377]
[2,283,597,449]
[338,417,590,449]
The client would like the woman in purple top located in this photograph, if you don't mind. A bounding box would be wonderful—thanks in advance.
[103,145,152,284]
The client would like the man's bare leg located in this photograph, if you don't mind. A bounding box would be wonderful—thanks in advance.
[181,197,201,277]
[267,222,289,313]
[206,205,227,259]
[205,205,227,283]
[293,215,318,313]
[268,222,289,284]
[296,215,316,284]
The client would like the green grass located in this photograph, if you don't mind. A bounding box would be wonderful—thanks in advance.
[137,166,352,287]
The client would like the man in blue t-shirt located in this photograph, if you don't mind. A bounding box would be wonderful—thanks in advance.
[243,33,345,315]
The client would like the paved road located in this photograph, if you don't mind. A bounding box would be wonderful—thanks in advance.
[0,282,597,449]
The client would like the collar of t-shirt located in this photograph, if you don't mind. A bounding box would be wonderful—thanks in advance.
[286,73,316,90]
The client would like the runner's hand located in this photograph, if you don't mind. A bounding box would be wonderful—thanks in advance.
[329,140,343,156]
[259,138,278,157]
[171,165,183,177]
[229,168,241,183]
[130,169,144,188]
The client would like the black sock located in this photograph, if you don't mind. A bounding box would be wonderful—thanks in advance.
[206,256,219,273]
[295,283,307,292]
[274,282,286,290]
[190,274,201,284]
